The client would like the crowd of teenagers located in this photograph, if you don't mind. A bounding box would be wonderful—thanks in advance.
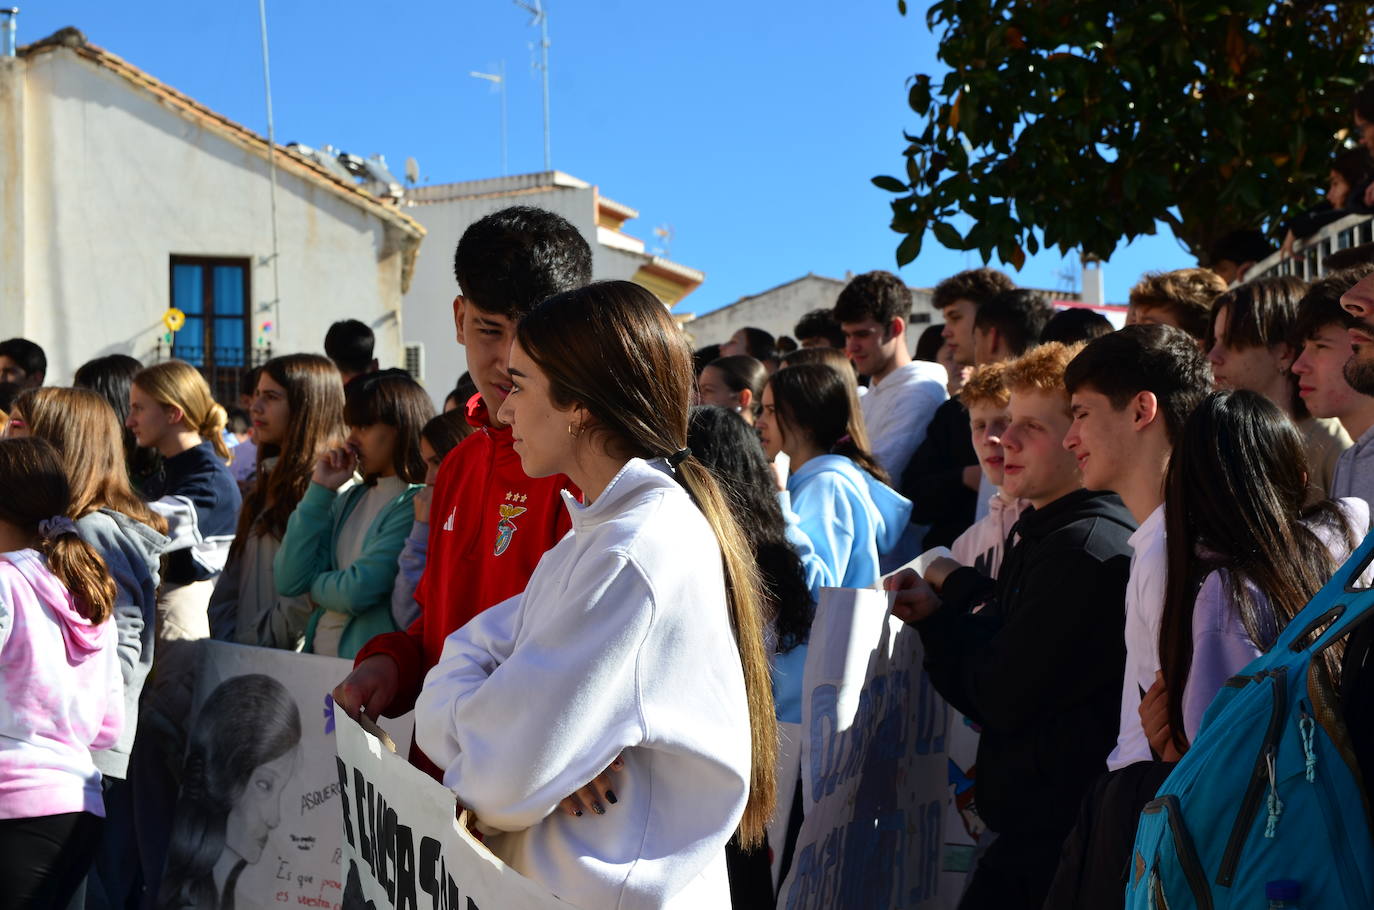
[7,172,1374,909]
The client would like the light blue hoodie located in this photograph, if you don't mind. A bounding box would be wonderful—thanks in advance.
[785,454,913,589]
[771,455,913,724]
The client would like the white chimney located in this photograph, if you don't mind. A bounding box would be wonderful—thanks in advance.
[1081,254,1105,306]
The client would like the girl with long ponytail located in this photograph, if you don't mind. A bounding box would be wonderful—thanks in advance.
[127,361,241,636]
[756,362,913,588]
[0,437,122,909]
[415,280,776,910]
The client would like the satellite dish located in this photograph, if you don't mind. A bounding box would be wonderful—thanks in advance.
[405,156,420,185]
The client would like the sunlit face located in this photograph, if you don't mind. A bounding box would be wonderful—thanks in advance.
[967,401,1010,487]
[1291,323,1366,420]
[1000,388,1080,508]
[972,325,998,366]
[720,329,748,358]
[841,317,900,378]
[4,404,27,438]
[126,383,180,449]
[0,356,39,389]
[346,423,398,478]
[696,365,743,412]
[941,299,978,367]
[497,340,581,479]
[224,747,300,864]
[1064,388,1142,493]
[419,437,443,486]
[455,298,518,426]
[1342,274,1374,394]
[755,383,790,460]
[250,373,291,447]
[1207,304,1292,395]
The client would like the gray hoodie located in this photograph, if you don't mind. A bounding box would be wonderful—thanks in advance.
[76,508,169,778]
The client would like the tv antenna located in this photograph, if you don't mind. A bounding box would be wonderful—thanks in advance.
[652,224,675,258]
[469,61,508,175]
[513,0,551,170]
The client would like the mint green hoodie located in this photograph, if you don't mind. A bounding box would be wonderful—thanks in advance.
[274,480,420,658]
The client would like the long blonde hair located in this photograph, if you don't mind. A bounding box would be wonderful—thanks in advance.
[17,387,167,535]
[132,361,231,462]
[517,280,777,847]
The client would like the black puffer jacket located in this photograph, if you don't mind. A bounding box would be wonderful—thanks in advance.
[917,488,1135,837]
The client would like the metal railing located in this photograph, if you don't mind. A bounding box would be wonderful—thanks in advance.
[1248,212,1374,284]
[152,343,273,406]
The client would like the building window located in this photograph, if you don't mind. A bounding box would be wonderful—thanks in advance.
[170,256,251,369]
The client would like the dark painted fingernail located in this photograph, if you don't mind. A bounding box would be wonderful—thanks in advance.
[605,790,617,804]
[591,802,605,815]
[574,808,583,817]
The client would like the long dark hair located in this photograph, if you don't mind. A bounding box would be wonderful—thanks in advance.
[768,362,889,484]
[18,387,167,536]
[74,353,160,482]
[517,280,776,847]
[343,369,435,484]
[160,674,302,910]
[1159,390,1352,753]
[234,354,344,552]
[0,438,117,624]
[688,406,813,652]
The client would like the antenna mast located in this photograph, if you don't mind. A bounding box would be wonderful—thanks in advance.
[469,61,508,175]
[513,0,551,170]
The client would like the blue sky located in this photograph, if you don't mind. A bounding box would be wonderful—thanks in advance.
[21,1,1195,314]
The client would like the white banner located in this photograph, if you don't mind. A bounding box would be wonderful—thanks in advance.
[333,709,577,910]
[777,587,950,910]
[156,641,412,910]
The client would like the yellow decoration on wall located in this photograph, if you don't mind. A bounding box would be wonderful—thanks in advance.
[162,308,186,333]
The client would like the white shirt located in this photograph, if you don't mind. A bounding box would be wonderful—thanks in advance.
[859,360,948,481]
[1107,503,1167,770]
[415,458,750,910]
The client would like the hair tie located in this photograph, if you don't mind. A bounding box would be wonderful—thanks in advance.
[666,447,692,469]
[38,516,78,541]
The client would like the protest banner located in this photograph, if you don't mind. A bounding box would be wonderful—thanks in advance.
[333,709,578,910]
[156,641,412,910]
[777,586,950,910]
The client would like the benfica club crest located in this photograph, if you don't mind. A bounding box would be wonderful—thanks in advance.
[494,492,528,556]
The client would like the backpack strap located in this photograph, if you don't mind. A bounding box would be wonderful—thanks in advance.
[1273,529,1374,657]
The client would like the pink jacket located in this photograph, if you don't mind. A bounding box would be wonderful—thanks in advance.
[950,492,1030,580]
[0,549,122,819]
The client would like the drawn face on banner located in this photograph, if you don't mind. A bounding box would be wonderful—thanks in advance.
[225,745,303,864]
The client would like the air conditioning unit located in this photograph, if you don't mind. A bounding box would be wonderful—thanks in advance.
[404,343,424,381]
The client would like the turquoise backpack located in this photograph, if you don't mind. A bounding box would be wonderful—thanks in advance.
[1125,535,1374,909]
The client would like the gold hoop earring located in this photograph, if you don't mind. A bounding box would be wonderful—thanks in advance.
[568,422,581,438]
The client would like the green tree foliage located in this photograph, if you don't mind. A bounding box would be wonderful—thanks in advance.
[878,1,1374,269]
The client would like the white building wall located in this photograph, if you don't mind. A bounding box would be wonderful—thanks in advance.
[682,275,938,355]
[8,50,413,384]
[400,179,649,408]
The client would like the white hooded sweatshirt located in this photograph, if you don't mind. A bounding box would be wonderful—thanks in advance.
[416,458,751,910]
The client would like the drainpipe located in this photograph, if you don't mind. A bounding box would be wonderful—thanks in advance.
[1,9,17,57]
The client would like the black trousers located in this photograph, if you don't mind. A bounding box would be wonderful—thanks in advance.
[1041,761,1177,910]
[0,812,104,909]
[959,829,1066,910]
